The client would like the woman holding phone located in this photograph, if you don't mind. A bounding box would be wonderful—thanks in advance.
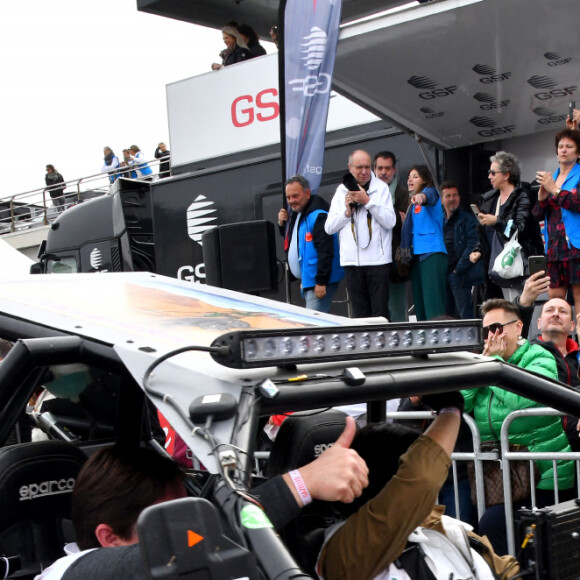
[533,128,580,316]
[469,151,543,301]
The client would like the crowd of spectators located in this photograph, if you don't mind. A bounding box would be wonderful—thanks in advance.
[43,142,171,214]
[274,116,580,563]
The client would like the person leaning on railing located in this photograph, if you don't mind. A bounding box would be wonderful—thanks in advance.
[461,297,575,555]
[129,145,153,181]
[101,147,120,184]
[44,165,66,213]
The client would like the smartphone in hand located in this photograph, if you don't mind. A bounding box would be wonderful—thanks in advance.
[569,100,576,122]
[470,203,480,217]
[528,255,547,277]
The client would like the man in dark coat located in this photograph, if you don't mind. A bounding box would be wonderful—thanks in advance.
[373,151,410,321]
[441,181,483,318]
[154,143,171,178]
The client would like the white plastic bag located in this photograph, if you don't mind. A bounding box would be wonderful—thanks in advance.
[492,232,524,279]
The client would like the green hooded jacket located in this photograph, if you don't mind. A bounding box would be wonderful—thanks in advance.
[462,340,574,490]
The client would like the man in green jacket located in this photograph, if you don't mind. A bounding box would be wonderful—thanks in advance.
[462,298,574,554]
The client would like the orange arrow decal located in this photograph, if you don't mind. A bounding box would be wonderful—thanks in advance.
[188,530,204,547]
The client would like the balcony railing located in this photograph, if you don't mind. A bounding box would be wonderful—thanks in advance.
[0,157,168,235]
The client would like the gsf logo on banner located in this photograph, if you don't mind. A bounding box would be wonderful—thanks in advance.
[288,27,332,97]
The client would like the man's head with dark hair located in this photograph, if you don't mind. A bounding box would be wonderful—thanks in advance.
[373,151,396,166]
[285,175,312,213]
[439,180,458,191]
[333,423,420,519]
[480,299,524,360]
[72,446,185,550]
[373,151,397,185]
[480,298,521,320]
[285,175,310,191]
[440,181,460,216]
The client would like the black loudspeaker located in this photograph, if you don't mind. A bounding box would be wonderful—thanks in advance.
[202,221,278,293]
[516,499,580,580]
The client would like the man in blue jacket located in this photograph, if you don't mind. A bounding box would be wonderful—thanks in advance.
[278,176,344,312]
[441,181,483,319]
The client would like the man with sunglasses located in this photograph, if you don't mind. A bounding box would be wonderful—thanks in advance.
[461,298,573,555]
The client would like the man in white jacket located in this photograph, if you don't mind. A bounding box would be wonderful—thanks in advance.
[325,149,396,318]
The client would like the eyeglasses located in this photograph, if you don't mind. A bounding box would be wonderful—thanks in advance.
[482,319,518,335]
[488,170,502,176]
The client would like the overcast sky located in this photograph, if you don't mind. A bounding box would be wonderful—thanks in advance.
[0,0,274,200]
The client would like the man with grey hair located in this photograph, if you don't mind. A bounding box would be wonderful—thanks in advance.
[278,176,344,312]
[154,142,171,179]
[325,149,396,318]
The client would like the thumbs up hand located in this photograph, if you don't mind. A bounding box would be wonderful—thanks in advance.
[289,416,369,505]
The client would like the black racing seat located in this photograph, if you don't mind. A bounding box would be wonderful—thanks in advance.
[266,409,347,576]
[0,440,87,579]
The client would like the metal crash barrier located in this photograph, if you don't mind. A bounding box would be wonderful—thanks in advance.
[391,408,580,557]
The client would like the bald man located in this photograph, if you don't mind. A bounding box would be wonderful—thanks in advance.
[531,297,580,449]
[325,149,396,319]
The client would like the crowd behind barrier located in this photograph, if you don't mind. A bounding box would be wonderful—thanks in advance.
[391,408,580,557]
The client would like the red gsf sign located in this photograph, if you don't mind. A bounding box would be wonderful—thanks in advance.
[231,88,279,127]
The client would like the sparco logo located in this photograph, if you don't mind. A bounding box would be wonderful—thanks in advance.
[420,106,444,119]
[532,106,568,125]
[314,443,333,457]
[407,76,456,100]
[20,478,75,501]
[186,195,217,246]
[473,92,510,111]
[472,64,511,84]
[288,27,331,97]
[544,52,572,67]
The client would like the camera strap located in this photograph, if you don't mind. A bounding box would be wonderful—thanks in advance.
[350,208,372,249]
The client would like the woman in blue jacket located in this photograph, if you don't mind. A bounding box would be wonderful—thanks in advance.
[129,145,153,180]
[533,128,580,318]
[401,165,447,320]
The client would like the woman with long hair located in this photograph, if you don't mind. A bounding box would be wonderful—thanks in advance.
[400,165,447,320]
[211,25,250,70]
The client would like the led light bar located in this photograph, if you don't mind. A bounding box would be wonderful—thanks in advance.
[210,320,483,369]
